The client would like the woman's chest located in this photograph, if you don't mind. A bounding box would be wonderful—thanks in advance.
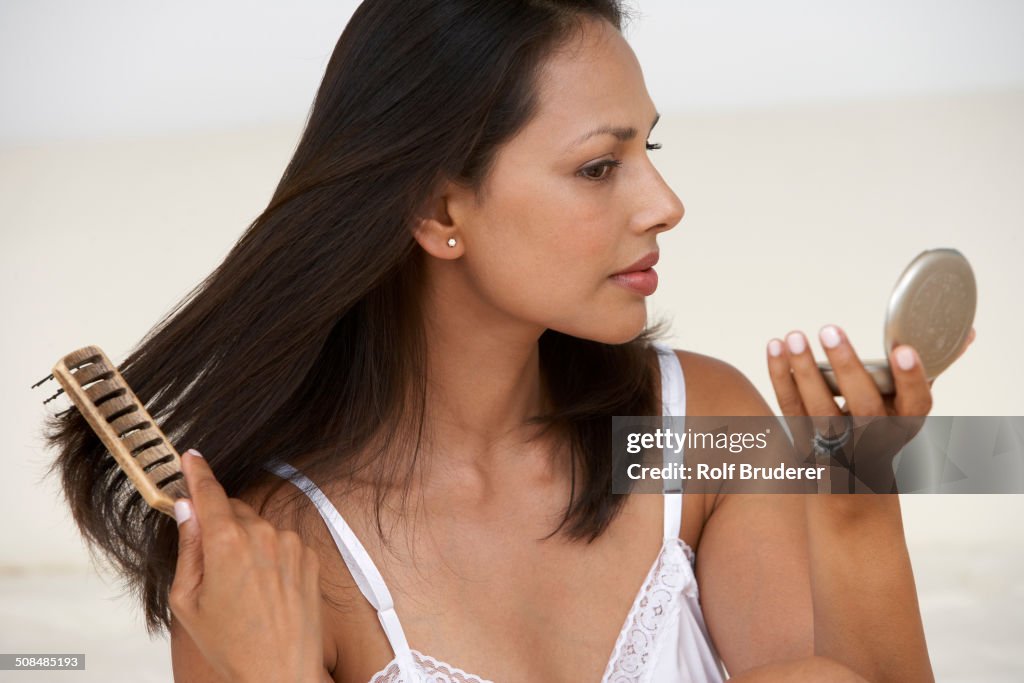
[323,492,711,683]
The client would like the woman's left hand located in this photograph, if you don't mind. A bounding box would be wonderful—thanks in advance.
[765,325,975,490]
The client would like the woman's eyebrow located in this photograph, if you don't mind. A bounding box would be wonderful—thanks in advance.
[565,112,660,151]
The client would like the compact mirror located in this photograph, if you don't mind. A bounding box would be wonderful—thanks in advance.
[818,248,976,396]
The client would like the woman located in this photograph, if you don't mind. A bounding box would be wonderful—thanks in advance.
[45,1,971,681]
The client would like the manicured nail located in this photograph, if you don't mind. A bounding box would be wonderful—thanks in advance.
[895,346,916,370]
[174,499,193,525]
[786,331,806,355]
[767,339,783,357]
[184,448,204,459]
[819,325,841,349]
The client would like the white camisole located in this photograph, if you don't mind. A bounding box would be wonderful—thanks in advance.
[265,341,728,682]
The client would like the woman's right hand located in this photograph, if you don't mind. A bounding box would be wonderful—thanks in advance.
[169,449,327,683]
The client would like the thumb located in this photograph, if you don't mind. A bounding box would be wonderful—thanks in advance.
[171,498,204,611]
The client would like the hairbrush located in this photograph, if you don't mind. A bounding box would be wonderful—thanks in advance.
[33,345,188,518]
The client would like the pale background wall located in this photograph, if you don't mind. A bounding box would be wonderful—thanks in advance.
[1,0,1022,680]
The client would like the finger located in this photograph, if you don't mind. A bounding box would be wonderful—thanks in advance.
[768,338,823,463]
[179,449,236,543]
[767,338,807,416]
[784,331,842,419]
[228,498,263,523]
[889,345,933,416]
[302,548,324,625]
[303,547,322,591]
[817,325,886,416]
[277,530,305,587]
[169,499,203,620]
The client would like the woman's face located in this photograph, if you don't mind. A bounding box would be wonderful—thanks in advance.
[435,17,684,345]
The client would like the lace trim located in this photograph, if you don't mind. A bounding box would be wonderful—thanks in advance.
[368,541,697,683]
[601,539,697,683]
[368,649,495,683]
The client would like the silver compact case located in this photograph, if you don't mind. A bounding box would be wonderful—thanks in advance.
[818,248,977,396]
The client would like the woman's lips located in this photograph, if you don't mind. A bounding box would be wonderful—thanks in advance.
[609,267,658,296]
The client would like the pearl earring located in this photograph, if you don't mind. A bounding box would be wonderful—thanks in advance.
[447,237,457,247]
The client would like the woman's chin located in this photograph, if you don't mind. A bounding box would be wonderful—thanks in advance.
[584,307,649,345]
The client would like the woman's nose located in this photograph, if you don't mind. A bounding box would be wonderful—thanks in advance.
[642,177,684,235]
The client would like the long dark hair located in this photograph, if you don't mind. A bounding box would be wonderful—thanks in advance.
[42,0,671,635]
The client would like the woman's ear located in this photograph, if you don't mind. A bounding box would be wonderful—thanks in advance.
[411,180,474,258]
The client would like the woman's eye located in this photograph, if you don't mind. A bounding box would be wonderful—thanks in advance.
[580,160,622,182]
[579,142,662,182]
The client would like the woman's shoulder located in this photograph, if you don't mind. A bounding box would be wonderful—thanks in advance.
[233,464,368,595]
[657,348,780,534]
[660,346,774,417]
[236,461,375,546]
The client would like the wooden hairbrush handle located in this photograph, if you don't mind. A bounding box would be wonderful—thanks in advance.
[47,345,188,518]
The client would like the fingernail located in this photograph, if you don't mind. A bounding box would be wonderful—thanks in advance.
[895,346,916,370]
[184,448,204,459]
[786,331,806,355]
[767,339,783,357]
[174,499,193,525]
[819,325,841,349]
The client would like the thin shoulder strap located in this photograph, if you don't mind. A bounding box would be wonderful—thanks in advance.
[262,460,417,676]
[653,342,686,541]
